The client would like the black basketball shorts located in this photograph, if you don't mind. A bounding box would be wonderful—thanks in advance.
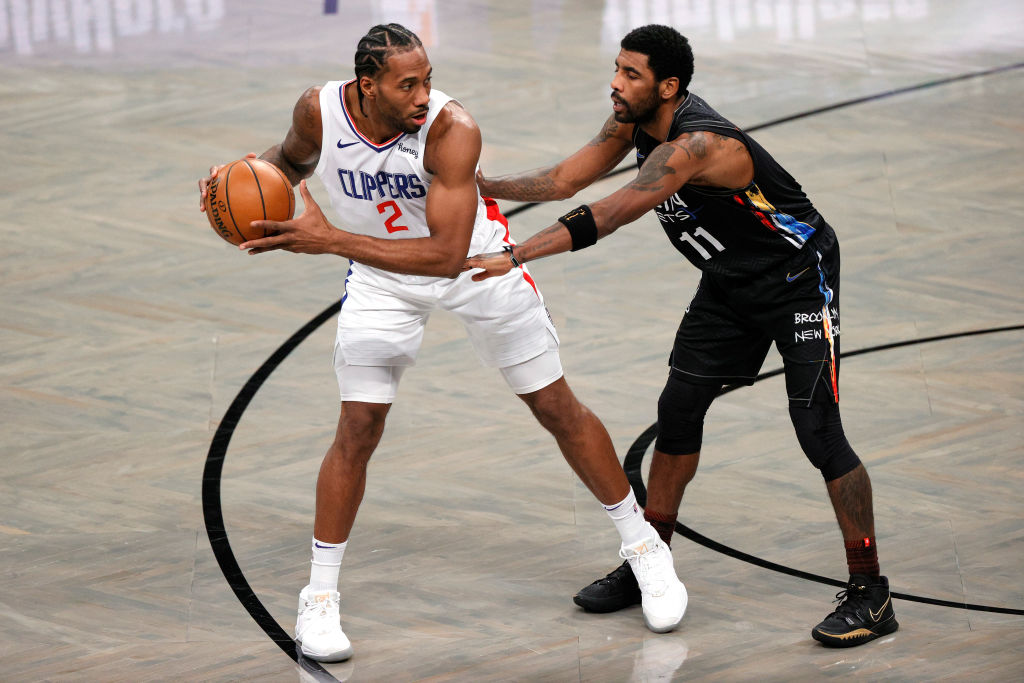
[669,241,842,406]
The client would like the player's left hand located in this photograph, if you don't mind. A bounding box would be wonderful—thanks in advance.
[463,251,514,281]
[242,180,339,255]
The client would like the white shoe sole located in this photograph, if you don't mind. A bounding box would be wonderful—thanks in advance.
[644,612,685,633]
[642,584,688,633]
[298,640,354,662]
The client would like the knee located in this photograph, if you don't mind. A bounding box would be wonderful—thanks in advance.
[521,382,582,438]
[789,397,860,481]
[343,409,387,441]
[654,376,718,455]
[332,405,388,464]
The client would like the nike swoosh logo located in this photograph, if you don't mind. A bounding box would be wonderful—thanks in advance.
[337,140,359,148]
[314,542,337,549]
[786,267,810,282]
[868,595,891,621]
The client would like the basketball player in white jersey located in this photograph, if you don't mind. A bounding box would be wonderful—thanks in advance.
[198,24,686,662]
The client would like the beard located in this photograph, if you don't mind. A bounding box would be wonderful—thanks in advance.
[379,100,429,135]
[396,119,423,134]
[393,111,428,135]
[612,88,661,124]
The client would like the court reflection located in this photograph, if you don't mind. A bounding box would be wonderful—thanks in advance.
[0,0,224,55]
[0,0,449,58]
[601,0,930,46]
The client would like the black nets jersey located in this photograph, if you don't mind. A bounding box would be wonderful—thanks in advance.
[633,93,836,279]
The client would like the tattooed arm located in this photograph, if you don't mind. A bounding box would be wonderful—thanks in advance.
[587,131,716,234]
[477,114,634,201]
[466,131,749,278]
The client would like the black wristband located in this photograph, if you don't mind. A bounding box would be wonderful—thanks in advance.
[557,205,598,251]
[502,244,522,268]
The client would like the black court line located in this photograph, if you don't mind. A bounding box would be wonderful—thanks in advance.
[202,62,1024,677]
[201,301,340,678]
[623,324,1024,616]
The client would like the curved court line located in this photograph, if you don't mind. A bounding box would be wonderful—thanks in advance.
[623,324,1024,616]
[202,62,1024,676]
[202,301,341,678]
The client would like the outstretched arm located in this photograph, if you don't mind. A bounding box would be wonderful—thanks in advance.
[242,103,480,279]
[477,115,634,202]
[466,132,732,278]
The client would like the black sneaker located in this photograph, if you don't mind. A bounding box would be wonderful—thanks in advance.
[812,574,899,647]
[573,560,642,613]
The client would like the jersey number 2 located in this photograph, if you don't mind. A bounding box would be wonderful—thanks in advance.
[377,201,409,233]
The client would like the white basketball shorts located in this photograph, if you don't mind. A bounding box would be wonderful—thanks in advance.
[333,254,561,402]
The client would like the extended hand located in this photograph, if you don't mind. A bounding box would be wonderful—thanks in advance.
[463,250,514,281]
[241,180,338,255]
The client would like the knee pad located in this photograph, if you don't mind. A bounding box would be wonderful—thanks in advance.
[654,375,720,455]
[789,393,861,481]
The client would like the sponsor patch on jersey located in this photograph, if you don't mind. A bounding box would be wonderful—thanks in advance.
[396,141,419,158]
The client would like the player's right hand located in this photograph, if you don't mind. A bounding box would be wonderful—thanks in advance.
[463,250,514,281]
[198,152,258,211]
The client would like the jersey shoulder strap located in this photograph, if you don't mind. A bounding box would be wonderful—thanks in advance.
[425,88,456,128]
[669,93,745,142]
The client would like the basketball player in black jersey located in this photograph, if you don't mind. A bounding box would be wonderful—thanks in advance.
[465,24,897,648]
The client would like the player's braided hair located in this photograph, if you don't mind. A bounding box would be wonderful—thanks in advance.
[354,23,423,114]
[620,24,694,92]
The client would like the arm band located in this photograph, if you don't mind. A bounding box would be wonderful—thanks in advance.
[557,205,598,252]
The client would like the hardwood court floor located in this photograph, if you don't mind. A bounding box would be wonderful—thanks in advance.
[1,1,1022,680]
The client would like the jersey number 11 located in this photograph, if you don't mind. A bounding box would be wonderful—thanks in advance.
[679,227,725,260]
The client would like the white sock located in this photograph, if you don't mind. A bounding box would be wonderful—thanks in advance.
[603,489,652,547]
[309,537,346,593]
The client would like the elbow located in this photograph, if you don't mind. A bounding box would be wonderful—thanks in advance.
[591,203,630,239]
[551,179,577,201]
[433,253,465,279]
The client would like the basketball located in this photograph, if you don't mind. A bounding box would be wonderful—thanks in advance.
[204,158,295,245]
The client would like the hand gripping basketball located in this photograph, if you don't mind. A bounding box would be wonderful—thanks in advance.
[198,152,257,211]
[200,155,295,246]
[242,180,338,256]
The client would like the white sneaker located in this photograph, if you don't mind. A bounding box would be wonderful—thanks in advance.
[295,586,354,662]
[619,536,688,633]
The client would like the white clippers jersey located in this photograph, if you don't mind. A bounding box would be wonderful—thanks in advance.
[313,80,504,283]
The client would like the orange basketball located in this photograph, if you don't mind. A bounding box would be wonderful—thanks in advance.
[204,158,295,246]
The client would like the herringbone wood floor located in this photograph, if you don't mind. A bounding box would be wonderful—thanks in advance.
[1,1,1022,680]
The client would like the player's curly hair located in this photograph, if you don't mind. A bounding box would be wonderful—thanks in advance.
[354,23,423,112]
[620,25,694,91]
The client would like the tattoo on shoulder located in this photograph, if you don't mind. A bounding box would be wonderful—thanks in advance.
[673,132,709,160]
